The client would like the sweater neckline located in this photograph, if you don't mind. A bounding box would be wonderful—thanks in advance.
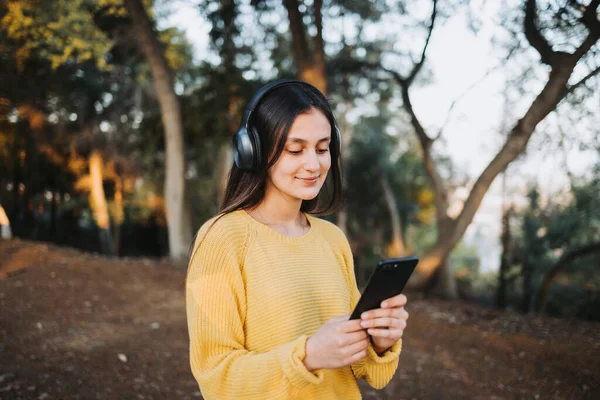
[237,209,317,245]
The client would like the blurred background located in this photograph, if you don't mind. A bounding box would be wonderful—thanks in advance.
[0,0,599,399]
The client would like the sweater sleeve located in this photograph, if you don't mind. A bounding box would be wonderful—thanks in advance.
[337,231,402,389]
[185,219,325,399]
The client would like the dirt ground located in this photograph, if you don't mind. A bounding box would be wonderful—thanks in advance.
[1,239,599,400]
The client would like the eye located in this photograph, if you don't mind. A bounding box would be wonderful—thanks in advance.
[287,149,302,155]
[317,148,329,154]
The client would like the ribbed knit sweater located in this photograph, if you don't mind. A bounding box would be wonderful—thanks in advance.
[186,209,402,399]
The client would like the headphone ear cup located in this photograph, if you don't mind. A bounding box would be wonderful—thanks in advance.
[248,125,262,170]
[233,127,254,171]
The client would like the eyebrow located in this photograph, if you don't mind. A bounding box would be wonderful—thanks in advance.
[287,136,331,144]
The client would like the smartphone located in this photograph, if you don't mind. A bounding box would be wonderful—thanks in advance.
[349,256,419,320]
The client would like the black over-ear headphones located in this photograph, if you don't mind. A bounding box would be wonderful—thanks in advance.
[232,79,341,172]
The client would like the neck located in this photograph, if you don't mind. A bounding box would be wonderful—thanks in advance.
[250,182,305,226]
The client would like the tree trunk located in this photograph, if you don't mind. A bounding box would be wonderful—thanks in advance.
[536,242,600,313]
[217,144,233,206]
[112,173,124,255]
[427,256,457,299]
[283,0,327,94]
[215,0,239,206]
[521,261,533,313]
[379,170,405,257]
[337,73,352,234]
[89,150,115,256]
[11,149,21,222]
[496,204,512,310]
[0,205,12,239]
[124,0,192,258]
[50,189,58,236]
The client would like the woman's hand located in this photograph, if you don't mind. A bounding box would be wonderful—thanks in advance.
[359,294,409,354]
[303,315,369,371]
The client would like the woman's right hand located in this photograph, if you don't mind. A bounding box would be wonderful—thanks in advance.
[303,315,369,371]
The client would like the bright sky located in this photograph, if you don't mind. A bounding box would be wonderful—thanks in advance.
[162,1,599,272]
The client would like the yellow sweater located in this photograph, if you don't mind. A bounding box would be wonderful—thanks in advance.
[186,209,401,399]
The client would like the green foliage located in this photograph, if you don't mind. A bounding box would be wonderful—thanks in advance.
[507,159,600,317]
[346,113,435,239]
[1,0,112,70]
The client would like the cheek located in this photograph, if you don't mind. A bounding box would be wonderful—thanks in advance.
[270,157,298,179]
[321,155,332,172]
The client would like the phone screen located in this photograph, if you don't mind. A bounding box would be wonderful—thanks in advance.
[349,256,418,320]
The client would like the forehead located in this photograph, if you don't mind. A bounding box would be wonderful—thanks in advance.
[286,108,331,141]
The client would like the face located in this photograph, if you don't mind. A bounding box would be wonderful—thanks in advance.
[265,108,332,203]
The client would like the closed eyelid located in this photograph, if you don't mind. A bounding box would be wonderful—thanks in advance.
[286,147,329,152]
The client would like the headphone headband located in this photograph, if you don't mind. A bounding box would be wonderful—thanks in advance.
[240,79,317,132]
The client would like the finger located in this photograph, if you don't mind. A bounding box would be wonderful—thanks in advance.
[398,307,409,320]
[342,329,368,346]
[367,328,403,339]
[361,317,406,330]
[388,306,409,320]
[360,307,394,320]
[344,346,368,366]
[339,318,367,333]
[342,338,369,360]
[381,294,407,308]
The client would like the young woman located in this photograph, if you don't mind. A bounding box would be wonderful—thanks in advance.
[186,80,409,399]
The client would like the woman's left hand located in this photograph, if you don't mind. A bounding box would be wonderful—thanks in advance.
[359,294,409,354]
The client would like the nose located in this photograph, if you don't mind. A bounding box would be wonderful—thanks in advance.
[304,150,320,172]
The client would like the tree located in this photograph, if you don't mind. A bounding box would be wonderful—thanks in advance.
[496,188,514,309]
[196,0,258,205]
[382,0,600,297]
[123,0,192,258]
[534,162,600,313]
[537,241,600,312]
[1,0,194,256]
[503,155,600,316]
[281,0,327,93]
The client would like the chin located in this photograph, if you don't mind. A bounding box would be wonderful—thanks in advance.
[296,188,322,201]
[283,187,320,201]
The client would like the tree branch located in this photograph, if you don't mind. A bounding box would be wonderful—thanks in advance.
[436,63,504,139]
[448,62,576,255]
[395,74,449,223]
[536,241,600,313]
[573,0,600,60]
[380,0,448,228]
[561,65,600,100]
[407,0,437,85]
[525,0,556,66]
[581,0,600,35]
[383,66,432,151]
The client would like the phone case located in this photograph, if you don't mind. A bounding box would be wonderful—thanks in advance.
[349,256,419,320]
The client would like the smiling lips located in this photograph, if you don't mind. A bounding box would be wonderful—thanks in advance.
[298,176,319,184]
